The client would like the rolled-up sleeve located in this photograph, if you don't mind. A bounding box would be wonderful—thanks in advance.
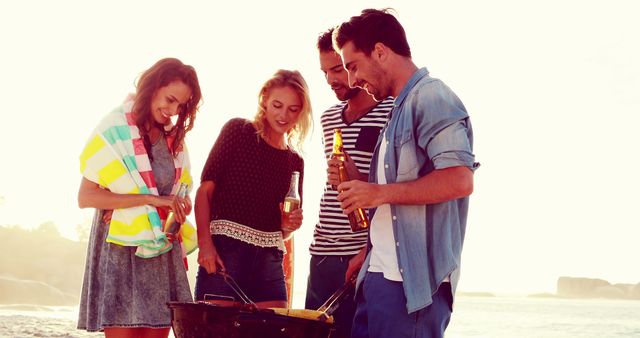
[427,119,478,171]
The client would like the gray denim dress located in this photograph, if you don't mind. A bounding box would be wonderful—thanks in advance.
[77,138,193,332]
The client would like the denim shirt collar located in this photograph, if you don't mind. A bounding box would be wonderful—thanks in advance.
[394,67,430,109]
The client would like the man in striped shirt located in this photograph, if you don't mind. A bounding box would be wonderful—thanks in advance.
[304,28,393,338]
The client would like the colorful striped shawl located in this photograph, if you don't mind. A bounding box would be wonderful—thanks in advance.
[79,100,197,258]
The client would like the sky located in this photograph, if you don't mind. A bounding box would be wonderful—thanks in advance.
[1,0,639,300]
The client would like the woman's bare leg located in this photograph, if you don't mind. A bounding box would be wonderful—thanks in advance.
[104,327,139,338]
[104,327,170,338]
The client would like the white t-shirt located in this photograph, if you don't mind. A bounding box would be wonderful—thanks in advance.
[368,132,403,281]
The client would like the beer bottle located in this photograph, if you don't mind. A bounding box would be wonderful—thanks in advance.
[283,171,301,213]
[164,182,188,240]
[331,129,346,162]
[330,129,345,190]
[337,162,370,232]
[332,129,370,232]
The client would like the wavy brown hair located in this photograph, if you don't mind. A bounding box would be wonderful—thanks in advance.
[253,69,313,153]
[132,58,202,160]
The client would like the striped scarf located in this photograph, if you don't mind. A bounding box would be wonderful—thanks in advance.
[79,100,197,259]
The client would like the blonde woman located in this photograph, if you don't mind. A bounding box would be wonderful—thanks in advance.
[194,69,312,308]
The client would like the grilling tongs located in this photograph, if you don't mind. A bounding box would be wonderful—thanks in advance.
[315,274,357,321]
[213,270,357,322]
[216,270,259,310]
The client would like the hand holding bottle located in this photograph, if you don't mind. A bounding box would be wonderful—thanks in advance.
[280,203,303,233]
[327,151,361,187]
[169,194,192,224]
[101,191,191,226]
[330,129,370,232]
[164,183,189,241]
[281,171,303,235]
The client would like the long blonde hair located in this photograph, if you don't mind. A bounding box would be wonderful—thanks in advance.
[253,69,313,153]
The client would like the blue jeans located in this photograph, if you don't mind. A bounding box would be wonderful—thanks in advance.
[352,272,453,338]
[194,235,286,303]
[305,255,356,338]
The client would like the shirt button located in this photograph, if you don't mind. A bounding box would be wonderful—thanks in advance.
[396,242,400,247]
[399,269,404,273]
[384,164,389,169]
[392,216,397,221]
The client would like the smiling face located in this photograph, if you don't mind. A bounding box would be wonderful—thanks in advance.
[340,41,390,101]
[319,50,360,101]
[262,85,303,140]
[150,80,192,126]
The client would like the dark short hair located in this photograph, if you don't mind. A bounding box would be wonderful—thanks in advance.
[316,28,336,53]
[333,8,411,57]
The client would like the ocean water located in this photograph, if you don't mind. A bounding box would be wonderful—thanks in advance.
[446,296,640,338]
[1,296,639,338]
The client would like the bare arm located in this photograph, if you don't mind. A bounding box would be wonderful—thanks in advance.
[345,246,367,283]
[77,177,175,210]
[194,180,225,273]
[338,166,474,214]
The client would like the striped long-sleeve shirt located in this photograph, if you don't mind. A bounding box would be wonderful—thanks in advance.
[309,98,394,256]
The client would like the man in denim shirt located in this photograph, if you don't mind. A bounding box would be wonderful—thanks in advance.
[333,8,479,338]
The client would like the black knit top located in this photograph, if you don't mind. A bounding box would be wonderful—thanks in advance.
[201,118,304,232]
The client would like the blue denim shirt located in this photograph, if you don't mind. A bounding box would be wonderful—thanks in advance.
[356,68,478,314]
